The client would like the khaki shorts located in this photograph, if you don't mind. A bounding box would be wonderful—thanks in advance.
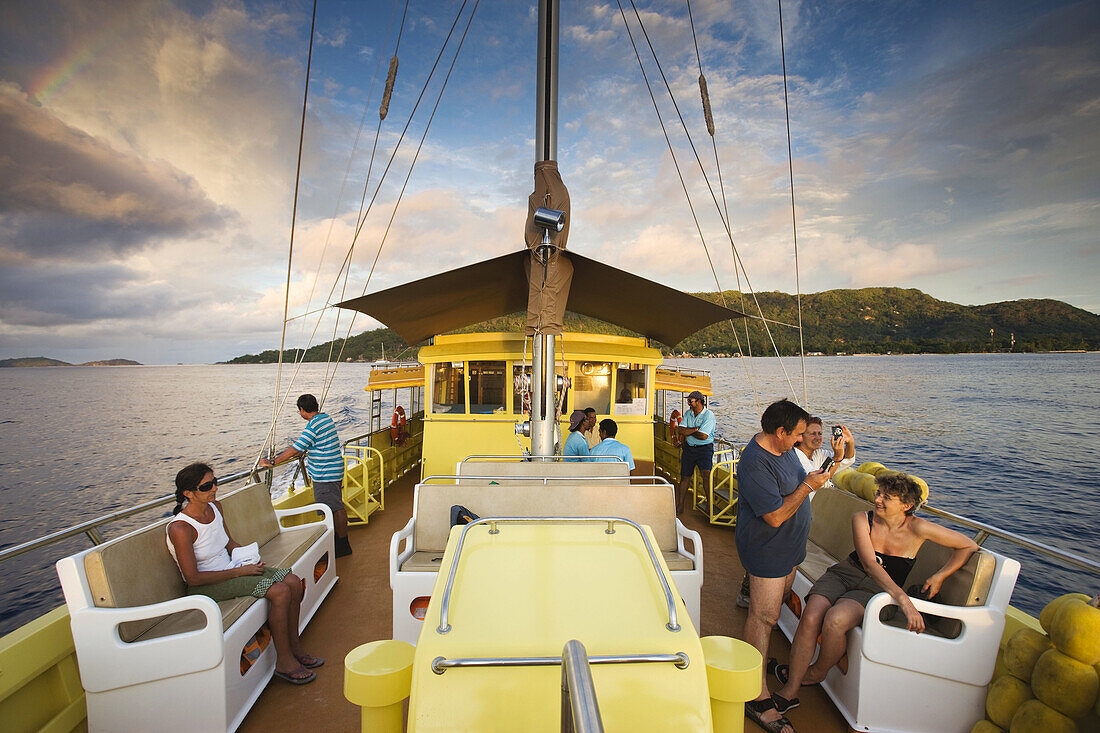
[187,567,291,601]
[808,556,885,608]
[311,480,344,515]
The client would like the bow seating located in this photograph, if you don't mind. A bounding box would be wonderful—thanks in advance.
[56,482,337,733]
[777,486,1020,733]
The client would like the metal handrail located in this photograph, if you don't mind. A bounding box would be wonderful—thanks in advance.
[562,641,604,733]
[421,474,672,486]
[0,467,269,563]
[430,649,688,675]
[920,503,1100,576]
[437,516,681,634]
[461,454,587,462]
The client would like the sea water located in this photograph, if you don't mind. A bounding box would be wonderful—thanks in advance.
[0,354,1097,635]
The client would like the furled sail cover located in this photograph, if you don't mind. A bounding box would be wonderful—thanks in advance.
[524,160,572,336]
[335,250,747,347]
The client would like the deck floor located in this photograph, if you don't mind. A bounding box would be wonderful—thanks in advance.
[239,473,850,732]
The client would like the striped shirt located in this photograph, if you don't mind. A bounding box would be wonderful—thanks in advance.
[292,413,344,482]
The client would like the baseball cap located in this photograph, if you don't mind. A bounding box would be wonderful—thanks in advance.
[568,409,587,431]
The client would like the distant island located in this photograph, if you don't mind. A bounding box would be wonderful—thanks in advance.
[226,287,1100,362]
[0,357,142,368]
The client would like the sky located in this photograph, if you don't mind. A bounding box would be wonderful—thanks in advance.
[0,0,1096,364]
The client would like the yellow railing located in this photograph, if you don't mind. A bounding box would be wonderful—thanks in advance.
[343,445,386,525]
[691,445,738,526]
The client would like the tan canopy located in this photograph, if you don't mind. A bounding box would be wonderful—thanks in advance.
[336,250,746,347]
[524,160,572,336]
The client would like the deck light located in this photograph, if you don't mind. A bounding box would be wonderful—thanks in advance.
[533,206,565,264]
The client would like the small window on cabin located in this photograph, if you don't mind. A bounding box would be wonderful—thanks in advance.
[614,364,647,415]
[469,361,506,414]
[432,362,465,414]
[512,364,531,415]
[573,361,611,415]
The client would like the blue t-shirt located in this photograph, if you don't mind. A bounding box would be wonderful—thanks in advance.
[292,413,344,482]
[590,438,635,470]
[562,431,590,459]
[683,407,716,446]
[735,438,809,578]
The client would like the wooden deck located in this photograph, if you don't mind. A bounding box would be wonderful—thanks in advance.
[239,472,850,733]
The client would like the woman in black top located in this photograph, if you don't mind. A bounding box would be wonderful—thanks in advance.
[770,473,977,714]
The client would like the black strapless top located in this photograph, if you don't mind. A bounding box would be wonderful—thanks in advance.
[848,511,916,586]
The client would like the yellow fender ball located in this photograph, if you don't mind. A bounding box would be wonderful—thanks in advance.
[857,461,886,475]
[1030,647,1099,719]
[970,720,1003,733]
[874,468,900,480]
[986,674,1032,729]
[1002,628,1052,683]
[1039,592,1091,634]
[905,473,930,503]
[1096,661,1100,718]
[1008,699,1075,733]
[850,471,878,501]
[1050,599,1100,665]
[831,467,856,491]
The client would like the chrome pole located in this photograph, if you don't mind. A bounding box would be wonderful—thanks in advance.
[561,640,605,733]
[531,334,556,455]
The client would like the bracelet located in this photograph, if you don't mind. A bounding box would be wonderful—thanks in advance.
[800,480,812,491]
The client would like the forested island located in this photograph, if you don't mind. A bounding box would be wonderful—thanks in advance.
[227,287,1100,363]
[0,357,142,367]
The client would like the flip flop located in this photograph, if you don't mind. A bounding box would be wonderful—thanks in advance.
[771,692,800,714]
[745,698,796,733]
[296,654,324,669]
[767,657,820,688]
[274,667,316,685]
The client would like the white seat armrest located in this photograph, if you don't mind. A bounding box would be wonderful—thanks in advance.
[390,517,416,581]
[674,519,702,574]
[69,593,225,692]
[862,592,1003,685]
[275,502,334,531]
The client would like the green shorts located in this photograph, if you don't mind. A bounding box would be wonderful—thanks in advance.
[187,567,291,602]
[808,556,884,608]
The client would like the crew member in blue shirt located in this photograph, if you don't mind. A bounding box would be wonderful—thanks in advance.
[562,409,592,460]
[589,418,635,470]
[674,390,716,515]
[260,394,352,557]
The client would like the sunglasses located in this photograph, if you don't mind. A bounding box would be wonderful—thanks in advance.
[194,477,219,493]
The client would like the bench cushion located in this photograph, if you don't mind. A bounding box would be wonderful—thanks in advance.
[83,482,320,642]
[413,483,678,553]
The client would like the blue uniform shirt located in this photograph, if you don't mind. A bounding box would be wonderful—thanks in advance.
[562,431,591,459]
[589,438,635,470]
[683,407,716,446]
[292,413,344,482]
[735,438,809,578]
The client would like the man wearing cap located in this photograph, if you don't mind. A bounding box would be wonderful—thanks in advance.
[674,390,716,515]
[562,409,592,460]
[590,419,635,470]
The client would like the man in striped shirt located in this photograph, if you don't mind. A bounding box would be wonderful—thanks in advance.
[261,394,351,557]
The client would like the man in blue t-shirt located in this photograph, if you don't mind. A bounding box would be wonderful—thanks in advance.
[589,419,635,470]
[562,410,592,460]
[736,398,834,732]
[260,394,352,557]
[674,390,716,515]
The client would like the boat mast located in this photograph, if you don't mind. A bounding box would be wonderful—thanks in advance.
[530,0,560,457]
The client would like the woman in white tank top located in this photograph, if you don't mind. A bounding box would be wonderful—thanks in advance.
[167,462,322,685]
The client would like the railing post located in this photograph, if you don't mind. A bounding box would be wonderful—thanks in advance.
[561,640,604,733]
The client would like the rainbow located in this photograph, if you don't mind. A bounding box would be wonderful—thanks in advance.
[26,12,136,104]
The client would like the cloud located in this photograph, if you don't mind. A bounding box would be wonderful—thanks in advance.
[0,83,228,258]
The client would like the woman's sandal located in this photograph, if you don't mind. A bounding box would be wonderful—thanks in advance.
[745,698,795,733]
[296,653,324,669]
[274,666,316,685]
[771,692,800,714]
[767,657,820,688]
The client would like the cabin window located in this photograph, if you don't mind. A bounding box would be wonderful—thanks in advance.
[614,363,647,415]
[573,361,611,414]
[432,362,465,414]
[469,361,506,414]
[512,364,531,415]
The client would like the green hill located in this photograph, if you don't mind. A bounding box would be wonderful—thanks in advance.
[0,357,72,367]
[227,287,1100,362]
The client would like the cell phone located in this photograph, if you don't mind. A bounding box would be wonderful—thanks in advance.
[832,425,843,440]
[819,457,834,472]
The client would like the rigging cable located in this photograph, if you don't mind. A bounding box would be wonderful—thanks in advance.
[621,0,800,400]
[686,0,760,413]
[322,0,482,403]
[778,0,808,406]
[266,0,317,467]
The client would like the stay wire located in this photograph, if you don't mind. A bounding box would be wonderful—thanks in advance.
[778,0,807,406]
[625,0,798,400]
[685,0,760,413]
[266,0,317,466]
[324,0,481,399]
